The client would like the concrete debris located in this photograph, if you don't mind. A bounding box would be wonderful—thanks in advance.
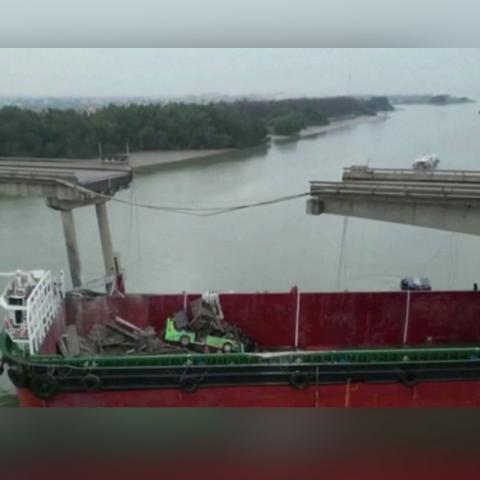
[58,297,255,357]
[58,325,81,357]
[59,319,189,357]
[58,337,69,357]
[105,321,139,341]
[114,316,143,333]
[78,337,97,356]
[87,324,110,344]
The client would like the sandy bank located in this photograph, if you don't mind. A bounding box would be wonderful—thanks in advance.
[0,114,391,176]
[271,113,390,142]
[128,149,232,173]
[128,114,391,173]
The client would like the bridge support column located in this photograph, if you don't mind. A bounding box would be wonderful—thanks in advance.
[95,202,116,287]
[60,209,83,288]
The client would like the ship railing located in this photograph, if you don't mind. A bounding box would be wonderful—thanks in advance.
[26,271,65,354]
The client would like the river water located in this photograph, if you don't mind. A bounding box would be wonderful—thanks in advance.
[1,102,480,400]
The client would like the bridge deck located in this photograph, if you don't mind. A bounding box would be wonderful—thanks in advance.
[310,181,480,204]
[343,166,480,184]
[0,158,132,202]
[308,166,480,236]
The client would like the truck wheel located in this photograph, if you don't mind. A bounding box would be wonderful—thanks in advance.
[222,342,233,353]
[180,335,190,347]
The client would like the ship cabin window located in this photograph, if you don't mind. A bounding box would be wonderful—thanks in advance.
[8,297,25,326]
[14,311,25,326]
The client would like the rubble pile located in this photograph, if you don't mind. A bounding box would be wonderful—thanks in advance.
[57,294,255,357]
[58,317,187,357]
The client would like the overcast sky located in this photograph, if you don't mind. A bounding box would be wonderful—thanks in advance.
[1,0,480,46]
[0,48,478,99]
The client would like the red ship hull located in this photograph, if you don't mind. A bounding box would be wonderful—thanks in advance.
[16,380,480,407]
[8,287,480,407]
[45,289,480,353]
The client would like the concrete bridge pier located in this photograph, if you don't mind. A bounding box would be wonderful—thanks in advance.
[49,199,118,291]
[95,202,116,290]
[0,159,132,292]
[59,209,83,288]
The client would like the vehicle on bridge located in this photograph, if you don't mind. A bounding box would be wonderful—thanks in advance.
[400,277,432,291]
[412,154,440,170]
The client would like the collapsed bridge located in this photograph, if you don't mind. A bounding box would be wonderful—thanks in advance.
[307,166,480,236]
[0,157,132,289]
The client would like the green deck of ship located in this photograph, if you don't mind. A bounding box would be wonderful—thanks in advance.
[2,331,480,370]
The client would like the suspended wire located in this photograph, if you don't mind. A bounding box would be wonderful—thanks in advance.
[51,177,310,217]
[449,232,458,289]
[124,181,136,269]
[134,183,143,265]
[199,192,311,217]
[335,216,349,290]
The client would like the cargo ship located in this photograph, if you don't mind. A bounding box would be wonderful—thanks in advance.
[2,268,480,407]
[2,161,480,407]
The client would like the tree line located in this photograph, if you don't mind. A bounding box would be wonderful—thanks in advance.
[0,97,393,158]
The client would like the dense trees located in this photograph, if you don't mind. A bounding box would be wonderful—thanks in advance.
[0,103,268,158]
[363,96,395,112]
[237,96,391,122]
[0,96,393,158]
[270,111,306,136]
[390,94,472,106]
[237,96,392,135]
[430,95,449,105]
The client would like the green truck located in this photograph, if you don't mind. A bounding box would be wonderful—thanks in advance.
[164,317,244,353]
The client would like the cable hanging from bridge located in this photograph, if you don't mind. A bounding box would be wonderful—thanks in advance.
[51,177,310,217]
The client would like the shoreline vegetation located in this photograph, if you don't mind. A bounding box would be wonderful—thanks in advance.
[0,95,471,162]
[0,96,393,159]
[389,94,474,106]
[270,113,390,142]
[103,115,390,173]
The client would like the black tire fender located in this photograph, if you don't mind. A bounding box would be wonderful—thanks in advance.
[289,370,309,390]
[398,370,419,387]
[31,374,58,400]
[7,366,29,389]
[82,373,101,391]
[180,375,200,393]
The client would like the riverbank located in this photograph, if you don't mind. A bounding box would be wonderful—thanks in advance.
[271,113,390,142]
[0,114,390,178]
[0,114,391,175]
[128,149,232,173]
[128,114,391,173]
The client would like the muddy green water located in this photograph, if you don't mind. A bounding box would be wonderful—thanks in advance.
[1,103,480,401]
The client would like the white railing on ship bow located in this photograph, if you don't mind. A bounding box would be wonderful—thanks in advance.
[26,271,64,354]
